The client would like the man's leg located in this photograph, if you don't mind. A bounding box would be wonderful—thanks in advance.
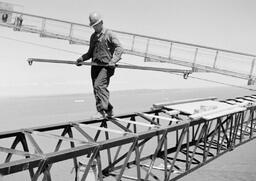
[105,67,115,117]
[91,66,105,117]
[93,67,114,115]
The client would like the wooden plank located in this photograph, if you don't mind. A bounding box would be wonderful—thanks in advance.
[163,110,180,116]
[153,97,217,108]
[142,113,181,122]
[164,100,246,120]
[114,118,158,128]
[167,100,229,115]
[190,106,245,120]
[77,124,131,135]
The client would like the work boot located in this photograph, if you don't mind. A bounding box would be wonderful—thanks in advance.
[106,109,114,118]
[91,111,106,119]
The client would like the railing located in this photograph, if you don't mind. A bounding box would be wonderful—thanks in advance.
[0,9,256,82]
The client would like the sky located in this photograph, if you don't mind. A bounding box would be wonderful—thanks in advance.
[0,0,256,97]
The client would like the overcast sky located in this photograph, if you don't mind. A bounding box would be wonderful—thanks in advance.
[0,0,255,96]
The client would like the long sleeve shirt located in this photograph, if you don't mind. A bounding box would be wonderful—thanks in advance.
[81,28,123,63]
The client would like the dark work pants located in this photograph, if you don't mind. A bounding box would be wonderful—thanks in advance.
[91,66,115,113]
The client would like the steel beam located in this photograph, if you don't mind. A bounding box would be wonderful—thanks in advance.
[0,96,256,180]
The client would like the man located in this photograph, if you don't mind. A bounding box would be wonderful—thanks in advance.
[76,12,123,118]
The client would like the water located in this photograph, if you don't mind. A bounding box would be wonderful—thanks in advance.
[180,139,256,181]
[0,87,255,180]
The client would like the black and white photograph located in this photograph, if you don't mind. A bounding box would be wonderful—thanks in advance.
[0,0,256,180]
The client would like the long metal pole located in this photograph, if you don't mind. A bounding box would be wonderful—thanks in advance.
[27,58,192,75]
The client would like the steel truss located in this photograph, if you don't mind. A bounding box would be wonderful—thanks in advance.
[0,95,256,181]
[1,9,256,83]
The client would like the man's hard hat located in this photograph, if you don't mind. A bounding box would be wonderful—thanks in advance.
[89,12,102,27]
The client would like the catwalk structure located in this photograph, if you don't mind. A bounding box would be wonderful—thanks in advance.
[0,95,256,180]
[0,7,256,181]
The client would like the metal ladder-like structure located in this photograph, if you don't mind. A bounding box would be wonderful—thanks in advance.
[1,9,256,84]
[0,95,256,180]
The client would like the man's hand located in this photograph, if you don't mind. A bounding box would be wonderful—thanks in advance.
[76,57,83,66]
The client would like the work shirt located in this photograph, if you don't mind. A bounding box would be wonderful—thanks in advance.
[81,28,123,64]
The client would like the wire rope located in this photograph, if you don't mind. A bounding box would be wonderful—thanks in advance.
[0,35,81,55]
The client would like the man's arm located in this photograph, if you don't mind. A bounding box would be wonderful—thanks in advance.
[76,34,94,65]
[109,31,124,64]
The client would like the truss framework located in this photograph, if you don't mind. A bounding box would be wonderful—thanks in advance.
[0,95,256,181]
